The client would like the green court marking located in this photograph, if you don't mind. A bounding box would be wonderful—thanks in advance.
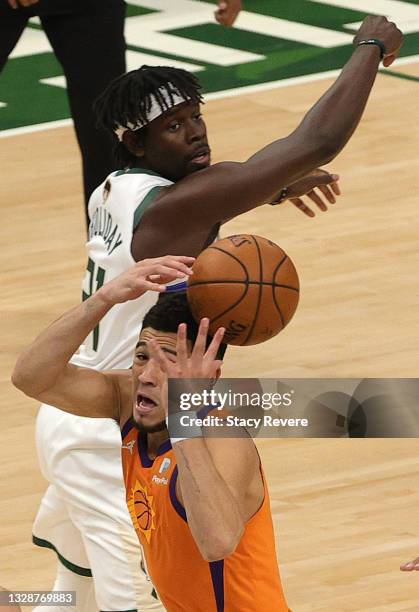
[126,43,207,69]
[1,0,419,131]
[379,68,419,83]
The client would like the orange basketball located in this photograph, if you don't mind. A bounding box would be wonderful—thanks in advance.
[187,234,300,346]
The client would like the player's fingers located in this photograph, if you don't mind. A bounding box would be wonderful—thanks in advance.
[215,12,233,26]
[400,557,419,571]
[148,339,171,374]
[138,280,167,293]
[140,264,187,281]
[214,3,226,24]
[191,318,210,362]
[306,190,328,211]
[290,198,315,218]
[214,1,239,26]
[162,255,195,266]
[204,327,225,365]
[331,181,341,196]
[156,265,187,278]
[318,184,336,204]
[383,47,401,67]
[311,171,339,184]
[143,257,194,276]
[176,323,189,369]
[384,34,403,67]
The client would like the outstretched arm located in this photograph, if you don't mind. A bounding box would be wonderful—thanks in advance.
[145,16,402,238]
[12,256,194,419]
[149,320,262,562]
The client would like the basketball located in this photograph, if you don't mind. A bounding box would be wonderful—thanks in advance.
[187,234,299,346]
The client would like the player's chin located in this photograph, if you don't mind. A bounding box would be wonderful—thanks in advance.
[132,407,167,433]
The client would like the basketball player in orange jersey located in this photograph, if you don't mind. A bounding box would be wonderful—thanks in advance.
[12,262,292,612]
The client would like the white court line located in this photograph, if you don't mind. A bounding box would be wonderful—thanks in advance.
[1,53,419,139]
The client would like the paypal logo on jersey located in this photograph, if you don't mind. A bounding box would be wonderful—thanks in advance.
[152,474,169,485]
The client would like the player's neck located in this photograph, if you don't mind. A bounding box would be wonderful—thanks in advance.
[147,429,170,459]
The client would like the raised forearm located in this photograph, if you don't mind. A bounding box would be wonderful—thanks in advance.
[158,48,381,228]
[247,46,380,183]
[12,292,112,396]
[297,45,380,158]
[174,438,244,561]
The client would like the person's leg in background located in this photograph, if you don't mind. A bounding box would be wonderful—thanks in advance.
[41,0,126,228]
[32,484,98,612]
[45,447,164,612]
[32,563,97,612]
[33,405,164,612]
[0,1,30,71]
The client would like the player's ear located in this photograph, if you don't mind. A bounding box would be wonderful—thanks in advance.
[122,130,145,158]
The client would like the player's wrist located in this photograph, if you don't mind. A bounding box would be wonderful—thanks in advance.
[354,39,385,60]
[89,285,118,314]
[269,187,289,206]
[166,410,203,445]
[94,285,118,308]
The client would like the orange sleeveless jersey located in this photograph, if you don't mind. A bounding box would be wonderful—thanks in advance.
[121,419,291,612]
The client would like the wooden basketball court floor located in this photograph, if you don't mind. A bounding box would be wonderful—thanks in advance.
[1,63,419,611]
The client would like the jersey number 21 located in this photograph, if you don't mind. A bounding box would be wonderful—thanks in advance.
[82,257,106,351]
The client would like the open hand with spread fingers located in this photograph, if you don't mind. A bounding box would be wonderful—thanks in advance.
[276,168,341,218]
[149,318,225,381]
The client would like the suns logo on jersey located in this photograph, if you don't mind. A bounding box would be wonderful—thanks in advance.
[127,480,156,543]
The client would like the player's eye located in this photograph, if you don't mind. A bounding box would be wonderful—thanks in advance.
[193,112,202,121]
[135,353,148,363]
[168,122,180,132]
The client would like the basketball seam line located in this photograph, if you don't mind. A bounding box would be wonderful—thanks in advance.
[207,245,250,280]
[188,279,299,291]
[243,236,264,345]
[272,255,289,327]
[210,282,250,325]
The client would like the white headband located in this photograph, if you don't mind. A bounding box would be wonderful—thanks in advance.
[114,85,190,141]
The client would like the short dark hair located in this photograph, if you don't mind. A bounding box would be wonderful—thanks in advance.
[94,65,204,168]
[142,292,227,360]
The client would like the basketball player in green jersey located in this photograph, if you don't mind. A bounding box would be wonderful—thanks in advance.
[93,15,402,266]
